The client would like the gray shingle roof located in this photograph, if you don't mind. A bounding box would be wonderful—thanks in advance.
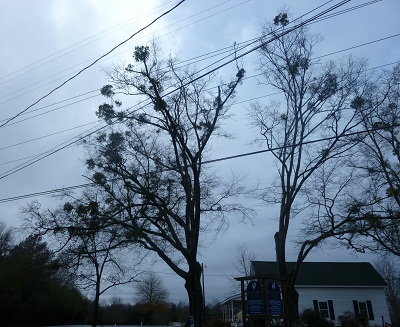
[251,261,387,287]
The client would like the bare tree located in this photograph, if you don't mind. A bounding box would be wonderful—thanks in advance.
[374,255,400,327]
[302,65,400,258]
[334,64,400,256]
[85,41,248,327]
[0,221,13,258]
[232,242,255,278]
[229,242,255,294]
[249,13,368,325]
[24,190,142,327]
[136,272,169,305]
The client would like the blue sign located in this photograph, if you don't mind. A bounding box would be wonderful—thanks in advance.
[247,281,264,315]
[267,281,283,316]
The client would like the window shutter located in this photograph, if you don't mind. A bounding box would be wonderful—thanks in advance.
[328,300,335,320]
[353,300,359,316]
[313,300,319,311]
[366,301,374,320]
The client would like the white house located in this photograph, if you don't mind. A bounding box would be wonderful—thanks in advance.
[248,261,391,326]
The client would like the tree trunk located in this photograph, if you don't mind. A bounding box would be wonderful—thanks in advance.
[275,231,300,327]
[286,282,299,325]
[92,274,101,327]
[279,275,299,327]
[185,261,204,327]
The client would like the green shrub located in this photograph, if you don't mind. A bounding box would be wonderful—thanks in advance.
[300,308,334,327]
[338,311,369,327]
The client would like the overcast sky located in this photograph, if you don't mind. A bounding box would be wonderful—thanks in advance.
[0,0,399,304]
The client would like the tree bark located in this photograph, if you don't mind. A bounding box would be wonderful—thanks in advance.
[92,272,101,327]
[275,232,300,327]
[185,261,204,327]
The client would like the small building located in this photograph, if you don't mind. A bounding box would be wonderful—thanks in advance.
[249,261,391,326]
[221,293,242,325]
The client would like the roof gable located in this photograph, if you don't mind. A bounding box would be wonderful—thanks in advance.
[251,261,387,287]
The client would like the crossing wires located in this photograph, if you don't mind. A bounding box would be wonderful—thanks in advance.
[0,0,187,129]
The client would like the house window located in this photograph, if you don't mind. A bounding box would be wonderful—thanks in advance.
[353,300,375,320]
[313,300,335,320]
[358,302,368,318]
[319,302,329,319]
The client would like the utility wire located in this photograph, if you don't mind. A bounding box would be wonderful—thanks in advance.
[0,98,155,180]
[0,94,100,128]
[0,0,246,105]
[0,121,98,152]
[0,52,397,164]
[1,121,400,204]
[318,33,400,59]
[0,1,355,153]
[0,0,186,129]
[1,2,395,176]
[3,55,400,161]
[0,122,106,180]
[0,0,385,119]
[0,183,94,203]
[135,0,352,100]
[0,90,99,122]
[0,0,178,83]
[1,0,393,197]
[1,0,375,107]
[312,0,382,24]
[0,1,365,196]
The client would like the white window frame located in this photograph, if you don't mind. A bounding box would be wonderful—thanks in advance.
[353,300,375,321]
[358,301,368,318]
[318,301,329,319]
[313,300,335,320]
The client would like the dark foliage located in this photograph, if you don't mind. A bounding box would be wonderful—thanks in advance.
[338,311,369,327]
[0,232,89,326]
[300,308,334,327]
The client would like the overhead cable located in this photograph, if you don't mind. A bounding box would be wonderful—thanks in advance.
[0,0,384,116]
[0,0,246,105]
[0,0,178,84]
[0,0,187,129]
[1,121,400,204]
[2,0,385,178]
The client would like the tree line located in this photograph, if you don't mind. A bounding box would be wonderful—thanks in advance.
[13,9,400,327]
[0,221,230,326]
[0,223,88,326]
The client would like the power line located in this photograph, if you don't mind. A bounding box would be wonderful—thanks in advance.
[0,121,98,152]
[141,0,351,100]
[1,122,399,204]
[0,122,106,181]
[0,0,178,83]
[0,0,386,121]
[1,3,396,177]
[0,23,400,167]
[318,33,400,59]
[0,93,100,128]
[0,98,156,180]
[0,0,186,129]
[0,183,94,203]
[1,0,393,195]
[3,56,399,163]
[311,0,382,24]
[0,90,278,156]
[0,0,379,108]
[0,0,247,106]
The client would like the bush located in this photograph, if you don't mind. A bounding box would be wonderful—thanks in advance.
[300,308,334,327]
[338,311,369,327]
